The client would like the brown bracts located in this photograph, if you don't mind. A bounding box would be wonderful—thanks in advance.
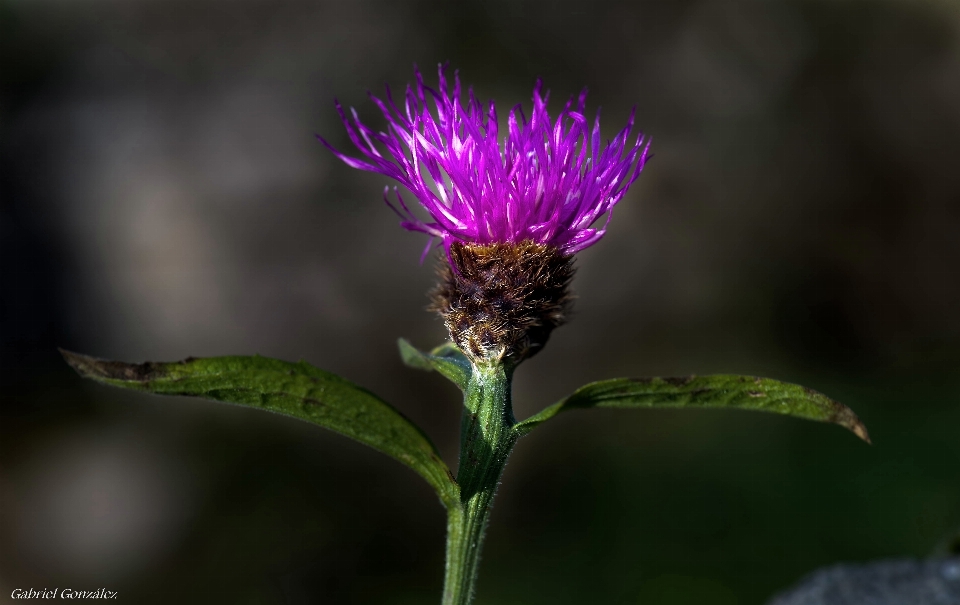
[430,241,575,365]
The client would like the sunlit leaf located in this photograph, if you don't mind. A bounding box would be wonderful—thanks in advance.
[61,350,459,507]
[514,375,870,443]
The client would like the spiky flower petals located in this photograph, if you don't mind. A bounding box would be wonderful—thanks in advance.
[319,64,650,257]
[430,241,574,365]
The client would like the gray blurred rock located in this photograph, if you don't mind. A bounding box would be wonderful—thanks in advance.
[768,558,960,605]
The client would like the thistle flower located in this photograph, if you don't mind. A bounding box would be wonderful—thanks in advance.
[320,64,650,364]
[319,64,649,257]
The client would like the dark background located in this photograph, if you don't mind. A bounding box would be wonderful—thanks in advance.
[2,0,959,603]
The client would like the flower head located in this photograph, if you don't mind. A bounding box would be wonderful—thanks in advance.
[319,64,650,257]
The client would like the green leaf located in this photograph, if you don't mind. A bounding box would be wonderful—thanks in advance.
[398,338,471,392]
[514,375,870,443]
[61,350,459,507]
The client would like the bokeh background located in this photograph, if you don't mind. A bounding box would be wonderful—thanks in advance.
[2,0,959,603]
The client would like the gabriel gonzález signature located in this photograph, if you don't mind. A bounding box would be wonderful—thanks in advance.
[11,588,118,599]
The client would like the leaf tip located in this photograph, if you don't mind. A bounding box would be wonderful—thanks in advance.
[60,348,105,379]
[851,421,872,445]
[398,338,431,371]
[802,384,871,445]
[59,349,161,384]
[832,402,871,444]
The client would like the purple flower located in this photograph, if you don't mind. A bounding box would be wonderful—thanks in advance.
[319,64,650,257]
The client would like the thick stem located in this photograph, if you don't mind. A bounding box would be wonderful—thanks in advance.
[442,362,517,605]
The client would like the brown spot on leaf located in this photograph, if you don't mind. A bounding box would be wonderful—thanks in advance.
[747,391,765,398]
[301,396,327,410]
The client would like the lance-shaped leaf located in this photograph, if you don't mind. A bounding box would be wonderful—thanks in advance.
[398,338,471,392]
[514,375,870,443]
[61,350,460,507]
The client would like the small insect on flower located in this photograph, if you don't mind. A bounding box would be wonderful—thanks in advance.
[319,64,650,365]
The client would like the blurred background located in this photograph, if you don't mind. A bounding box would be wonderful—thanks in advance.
[2,0,959,603]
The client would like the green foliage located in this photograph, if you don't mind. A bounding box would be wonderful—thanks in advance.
[398,338,471,392]
[514,374,871,442]
[60,349,459,508]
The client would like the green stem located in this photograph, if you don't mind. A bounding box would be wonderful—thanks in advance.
[442,362,517,605]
